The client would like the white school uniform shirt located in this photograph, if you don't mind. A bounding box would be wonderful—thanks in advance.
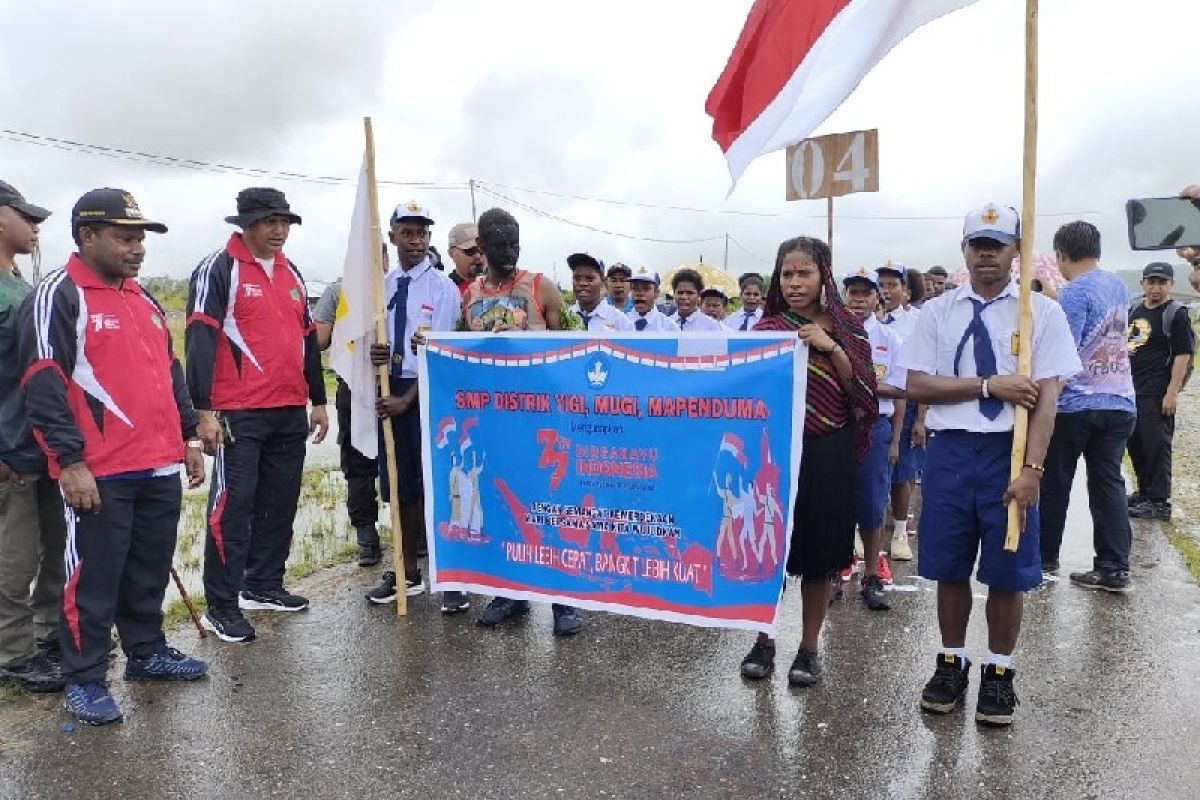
[863,314,906,418]
[670,310,725,332]
[724,307,763,331]
[384,257,462,378]
[882,304,920,342]
[897,280,1081,434]
[626,306,680,332]
[571,301,635,332]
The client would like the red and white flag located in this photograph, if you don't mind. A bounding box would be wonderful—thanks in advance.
[719,433,748,467]
[707,0,981,186]
[435,417,457,449]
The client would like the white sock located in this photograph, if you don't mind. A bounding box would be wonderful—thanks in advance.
[986,651,1013,669]
[893,520,907,539]
[942,647,967,660]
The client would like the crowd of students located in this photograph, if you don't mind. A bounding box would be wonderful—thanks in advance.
[0,177,1195,731]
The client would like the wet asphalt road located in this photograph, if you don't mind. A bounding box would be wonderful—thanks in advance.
[1,476,1199,800]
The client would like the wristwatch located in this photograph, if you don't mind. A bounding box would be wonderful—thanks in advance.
[186,439,204,450]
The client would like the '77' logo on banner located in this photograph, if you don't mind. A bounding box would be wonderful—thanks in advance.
[536,429,570,490]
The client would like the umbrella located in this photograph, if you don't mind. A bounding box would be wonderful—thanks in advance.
[661,263,741,297]
[950,253,1065,293]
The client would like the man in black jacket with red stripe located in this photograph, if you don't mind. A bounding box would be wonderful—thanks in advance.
[187,188,328,643]
[20,188,207,725]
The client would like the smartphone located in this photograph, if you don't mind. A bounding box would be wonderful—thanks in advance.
[1126,196,1200,251]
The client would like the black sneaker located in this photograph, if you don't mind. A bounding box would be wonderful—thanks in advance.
[1129,500,1171,520]
[920,653,971,714]
[860,574,891,610]
[1041,559,1060,575]
[1126,491,1145,506]
[552,604,583,637]
[405,570,426,597]
[356,526,381,567]
[975,664,1019,726]
[476,597,531,627]
[366,572,398,604]
[124,644,208,682]
[440,591,470,614]
[239,588,310,612]
[740,639,775,680]
[1069,569,1131,593]
[200,607,256,643]
[787,648,823,687]
[0,652,66,693]
[36,635,62,666]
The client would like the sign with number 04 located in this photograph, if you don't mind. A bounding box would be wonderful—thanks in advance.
[785,129,879,201]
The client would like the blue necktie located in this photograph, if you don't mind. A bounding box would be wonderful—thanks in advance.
[581,312,592,330]
[635,317,648,331]
[388,275,411,376]
[953,297,1003,420]
[739,313,750,331]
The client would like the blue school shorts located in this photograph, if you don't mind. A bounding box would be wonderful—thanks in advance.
[854,416,893,529]
[917,430,1043,592]
[891,402,924,484]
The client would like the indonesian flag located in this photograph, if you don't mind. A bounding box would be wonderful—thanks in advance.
[435,417,456,449]
[706,0,981,185]
[459,417,479,452]
[719,433,748,467]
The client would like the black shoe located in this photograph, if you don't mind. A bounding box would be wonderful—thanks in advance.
[36,635,62,666]
[740,639,775,680]
[356,526,381,567]
[404,570,426,597]
[0,652,66,693]
[920,653,971,714]
[860,574,891,610]
[1127,491,1144,506]
[787,648,823,687]
[552,604,583,637]
[239,588,310,612]
[1041,559,1060,575]
[975,664,1019,726]
[476,597,531,627]
[1130,500,1171,520]
[440,591,470,614]
[200,607,256,643]
[366,571,398,604]
[1069,569,1131,593]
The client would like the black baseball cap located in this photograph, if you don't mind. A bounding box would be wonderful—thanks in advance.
[0,181,51,222]
[567,252,605,272]
[71,188,167,234]
[1142,262,1175,280]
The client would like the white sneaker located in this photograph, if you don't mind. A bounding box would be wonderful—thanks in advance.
[890,533,914,561]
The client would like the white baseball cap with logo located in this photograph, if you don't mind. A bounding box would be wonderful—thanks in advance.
[841,266,879,288]
[390,200,435,226]
[629,265,660,285]
[963,203,1020,245]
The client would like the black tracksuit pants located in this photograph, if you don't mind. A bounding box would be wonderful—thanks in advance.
[203,408,308,610]
[61,475,180,684]
[335,379,379,529]
[1127,393,1175,502]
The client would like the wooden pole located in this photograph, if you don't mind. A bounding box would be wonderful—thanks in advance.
[1005,0,1038,552]
[170,566,205,638]
[826,194,834,255]
[364,117,408,614]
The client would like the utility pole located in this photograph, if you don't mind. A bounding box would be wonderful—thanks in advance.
[723,233,730,270]
[469,179,478,222]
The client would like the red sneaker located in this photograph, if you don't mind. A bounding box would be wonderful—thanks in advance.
[875,553,894,585]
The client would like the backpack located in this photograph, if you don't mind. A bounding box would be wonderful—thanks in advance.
[1131,299,1196,389]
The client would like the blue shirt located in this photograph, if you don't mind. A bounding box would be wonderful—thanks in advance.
[1057,269,1136,414]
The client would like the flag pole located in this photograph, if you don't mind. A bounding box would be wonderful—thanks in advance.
[364,116,408,613]
[1005,0,1038,552]
[826,195,834,255]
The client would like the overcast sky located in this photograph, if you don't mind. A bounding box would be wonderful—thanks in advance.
[3,0,1196,286]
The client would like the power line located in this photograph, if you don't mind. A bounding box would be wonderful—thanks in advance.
[474,180,779,218]
[475,185,726,245]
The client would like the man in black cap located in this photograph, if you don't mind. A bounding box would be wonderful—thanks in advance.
[20,188,207,724]
[186,187,329,643]
[0,181,67,694]
[1126,261,1195,520]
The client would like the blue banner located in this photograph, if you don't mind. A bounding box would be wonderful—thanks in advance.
[419,332,805,632]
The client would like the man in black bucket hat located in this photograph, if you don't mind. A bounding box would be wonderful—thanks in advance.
[185,187,328,644]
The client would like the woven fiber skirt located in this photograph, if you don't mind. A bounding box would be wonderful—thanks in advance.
[786,425,856,580]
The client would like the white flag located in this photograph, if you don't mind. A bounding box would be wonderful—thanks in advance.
[330,154,380,459]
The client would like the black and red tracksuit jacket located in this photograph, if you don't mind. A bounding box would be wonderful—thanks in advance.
[185,233,326,412]
[18,255,199,479]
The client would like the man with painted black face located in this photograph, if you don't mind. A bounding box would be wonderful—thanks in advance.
[900,203,1080,727]
[20,189,207,724]
[187,188,328,644]
[462,208,582,636]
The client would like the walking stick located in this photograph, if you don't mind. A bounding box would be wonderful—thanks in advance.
[171,566,206,638]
